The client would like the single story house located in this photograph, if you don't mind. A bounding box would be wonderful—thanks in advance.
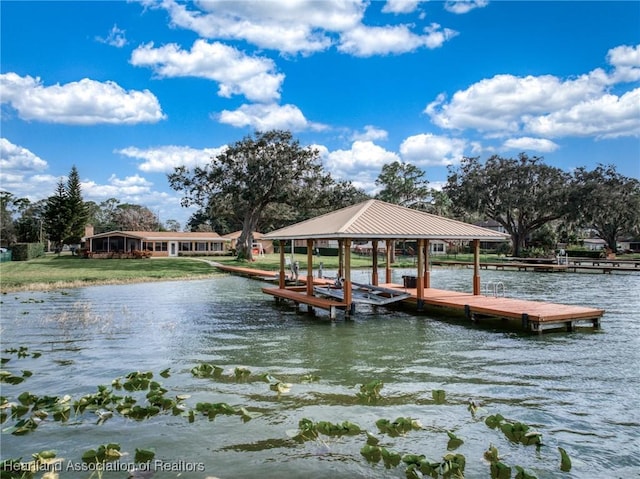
[85,230,228,257]
[223,231,274,254]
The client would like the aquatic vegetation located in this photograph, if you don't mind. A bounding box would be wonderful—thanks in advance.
[1,356,577,479]
[356,379,383,402]
[484,414,542,446]
[558,447,572,472]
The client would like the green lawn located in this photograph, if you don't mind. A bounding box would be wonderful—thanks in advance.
[0,253,218,292]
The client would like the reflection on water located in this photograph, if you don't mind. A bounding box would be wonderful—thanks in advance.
[1,268,639,478]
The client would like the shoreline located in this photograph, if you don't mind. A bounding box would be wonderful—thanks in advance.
[0,273,220,294]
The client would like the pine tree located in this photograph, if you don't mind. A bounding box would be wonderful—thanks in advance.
[65,166,89,244]
[43,166,89,250]
[43,179,70,250]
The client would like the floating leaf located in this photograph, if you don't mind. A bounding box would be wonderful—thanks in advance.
[484,444,500,463]
[159,368,171,378]
[490,461,512,479]
[515,465,538,479]
[134,448,155,463]
[269,382,291,394]
[432,389,446,404]
[558,447,572,472]
[446,431,464,450]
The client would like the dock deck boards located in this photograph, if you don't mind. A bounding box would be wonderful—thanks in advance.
[213,264,604,332]
[379,283,604,331]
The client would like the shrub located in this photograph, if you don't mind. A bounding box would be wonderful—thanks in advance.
[10,243,45,261]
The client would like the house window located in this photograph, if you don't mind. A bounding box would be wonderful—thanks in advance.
[180,242,192,251]
[196,242,208,251]
[431,243,444,253]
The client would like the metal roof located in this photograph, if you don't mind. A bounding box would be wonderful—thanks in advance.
[87,231,226,241]
[263,199,510,241]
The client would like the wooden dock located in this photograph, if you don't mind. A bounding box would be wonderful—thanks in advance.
[430,259,640,274]
[379,283,604,333]
[213,263,604,333]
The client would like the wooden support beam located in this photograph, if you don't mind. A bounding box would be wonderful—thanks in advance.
[278,240,286,289]
[372,239,379,286]
[344,238,352,309]
[385,239,392,284]
[417,238,425,306]
[306,239,314,296]
[473,239,481,295]
[424,239,430,289]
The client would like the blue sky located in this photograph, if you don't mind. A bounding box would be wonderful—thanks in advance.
[1,0,639,228]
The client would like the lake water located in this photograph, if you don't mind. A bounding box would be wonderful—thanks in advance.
[1,267,639,478]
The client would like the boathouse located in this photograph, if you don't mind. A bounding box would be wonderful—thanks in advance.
[260,199,604,332]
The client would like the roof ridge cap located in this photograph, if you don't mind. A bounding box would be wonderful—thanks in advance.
[338,199,376,233]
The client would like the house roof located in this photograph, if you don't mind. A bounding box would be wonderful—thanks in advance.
[263,199,511,241]
[222,231,265,240]
[87,230,227,241]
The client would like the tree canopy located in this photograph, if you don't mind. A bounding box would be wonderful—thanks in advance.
[375,161,430,208]
[569,164,640,250]
[169,130,364,260]
[446,154,571,257]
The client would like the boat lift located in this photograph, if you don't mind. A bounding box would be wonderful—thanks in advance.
[314,281,411,306]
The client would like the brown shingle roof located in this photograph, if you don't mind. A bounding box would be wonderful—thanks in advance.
[263,200,510,241]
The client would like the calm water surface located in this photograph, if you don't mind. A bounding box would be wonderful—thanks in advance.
[1,268,639,478]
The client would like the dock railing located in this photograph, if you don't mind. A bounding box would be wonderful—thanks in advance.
[483,281,506,297]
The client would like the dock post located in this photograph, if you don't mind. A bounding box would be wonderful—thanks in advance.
[473,239,481,295]
[521,313,529,330]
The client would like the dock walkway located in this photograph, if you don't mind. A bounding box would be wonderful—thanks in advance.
[379,283,603,333]
[212,263,604,333]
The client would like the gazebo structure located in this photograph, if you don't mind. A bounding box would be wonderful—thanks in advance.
[262,199,510,316]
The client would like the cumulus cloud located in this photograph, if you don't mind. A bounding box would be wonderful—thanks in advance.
[117,145,228,173]
[399,133,467,166]
[338,23,457,56]
[501,137,559,153]
[218,103,326,131]
[607,44,640,83]
[425,44,640,140]
[145,0,364,56]
[382,0,422,14]
[0,73,166,125]
[95,24,127,48]
[145,0,457,58]
[0,138,48,172]
[323,140,400,190]
[351,125,389,142]
[131,40,284,103]
[444,0,489,15]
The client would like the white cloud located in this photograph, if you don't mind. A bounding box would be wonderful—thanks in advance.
[117,145,228,173]
[338,22,457,56]
[149,0,365,56]
[425,46,640,141]
[501,137,559,153]
[607,44,640,83]
[382,0,422,14]
[95,24,127,48]
[0,138,48,172]
[147,0,458,58]
[525,89,640,139]
[323,140,400,191]
[0,73,166,125]
[444,0,489,15]
[131,40,284,103]
[399,133,467,166]
[218,103,326,131]
[351,125,389,142]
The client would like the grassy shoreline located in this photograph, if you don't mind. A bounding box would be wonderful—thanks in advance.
[0,252,411,293]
